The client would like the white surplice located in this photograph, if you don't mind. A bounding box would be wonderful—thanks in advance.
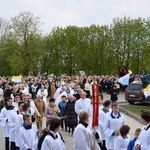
[19,124,38,150]
[115,134,131,150]
[104,112,126,149]
[73,123,101,150]
[135,124,150,150]
[41,132,66,150]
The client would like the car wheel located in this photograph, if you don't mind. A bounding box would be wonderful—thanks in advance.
[128,101,134,104]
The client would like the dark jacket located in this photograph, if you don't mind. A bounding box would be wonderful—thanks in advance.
[109,88,118,101]
[127,138,136,150]
[64,100,77,127]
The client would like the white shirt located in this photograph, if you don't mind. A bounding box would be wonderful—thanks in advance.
[41,132,66,150]
[104,112,126,149]
[0,107,16,137]
[135,123,150,150]
[37,88,48,104]
[19,124,38,150]
[75,98,91,116]
[73,123,101,150]
[115,134,131,150]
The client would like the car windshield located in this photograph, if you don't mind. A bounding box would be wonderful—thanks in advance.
[127,84,142,90]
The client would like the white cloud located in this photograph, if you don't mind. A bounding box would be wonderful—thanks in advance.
[0,0,150,34]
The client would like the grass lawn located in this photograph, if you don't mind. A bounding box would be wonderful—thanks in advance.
[120,105,150,116]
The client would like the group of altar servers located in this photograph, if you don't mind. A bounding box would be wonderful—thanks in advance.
[73,91,150,150]
[0,91,150,150]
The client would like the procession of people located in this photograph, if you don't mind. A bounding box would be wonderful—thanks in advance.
[0,75,149,150]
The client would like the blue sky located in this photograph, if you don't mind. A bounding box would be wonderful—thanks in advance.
[1,0,150,34]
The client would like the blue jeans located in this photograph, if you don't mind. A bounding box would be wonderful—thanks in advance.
[32,92,36,100]
[112,100,117,104]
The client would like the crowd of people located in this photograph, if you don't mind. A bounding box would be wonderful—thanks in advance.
[0,75,149,150]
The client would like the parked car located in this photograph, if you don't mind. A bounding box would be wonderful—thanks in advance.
[125,81,143,104]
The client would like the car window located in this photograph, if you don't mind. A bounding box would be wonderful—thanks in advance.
[127,84,142,90]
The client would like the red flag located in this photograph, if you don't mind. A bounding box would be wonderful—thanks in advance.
[92,83,99,127]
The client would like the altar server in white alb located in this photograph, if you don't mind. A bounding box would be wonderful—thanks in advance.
[104,103,126,150]
[54,81,66,100]
[135,110,150,150]
[0,97,16,150]
[73,111,101,150]
[9,102,24,150]
[37,84,48,104]
[19,114,38,150]
[115,125,131,150]
[41,118,66,150]
[75,91,91,120]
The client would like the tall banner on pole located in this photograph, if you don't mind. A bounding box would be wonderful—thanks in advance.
[92,83,99,127]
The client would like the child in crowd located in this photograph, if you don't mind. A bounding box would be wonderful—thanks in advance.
[58,95,67,131]
[104,103,126,150]
[45,98,60,122]
[115,125,131,150]
[19,114,38,150]
[127,128,141,150]
[34,129,44,149]
[37,129,44,139]
[102,100,111,114]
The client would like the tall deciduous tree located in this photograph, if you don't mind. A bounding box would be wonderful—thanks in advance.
[10,11,42,75]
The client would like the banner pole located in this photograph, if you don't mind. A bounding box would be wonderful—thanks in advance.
[93,126,96,150]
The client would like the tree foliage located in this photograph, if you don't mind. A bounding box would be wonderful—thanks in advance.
[3,12,42,76]
[0,12,150,76]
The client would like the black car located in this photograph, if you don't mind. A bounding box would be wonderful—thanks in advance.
[125,82,143,104]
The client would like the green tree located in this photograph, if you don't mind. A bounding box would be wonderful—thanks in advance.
[0,18,12,76]
[10,11,42,75]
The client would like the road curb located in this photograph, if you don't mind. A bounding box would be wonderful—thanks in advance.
[119,106,143,124]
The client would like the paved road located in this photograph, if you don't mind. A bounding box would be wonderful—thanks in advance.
[0,92,144,150]
[0,112,143,150]
[103,91,126,103]
[61,112,143,150]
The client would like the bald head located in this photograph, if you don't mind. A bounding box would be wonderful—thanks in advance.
[80,92,87,99]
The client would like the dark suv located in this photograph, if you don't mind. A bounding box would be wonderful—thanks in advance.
[125,82,143,104]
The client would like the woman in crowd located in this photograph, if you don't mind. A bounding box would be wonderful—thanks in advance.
[45,98,60,122]
[64,95,77,135]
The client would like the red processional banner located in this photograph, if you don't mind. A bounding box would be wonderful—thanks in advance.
[92,83,99,127]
